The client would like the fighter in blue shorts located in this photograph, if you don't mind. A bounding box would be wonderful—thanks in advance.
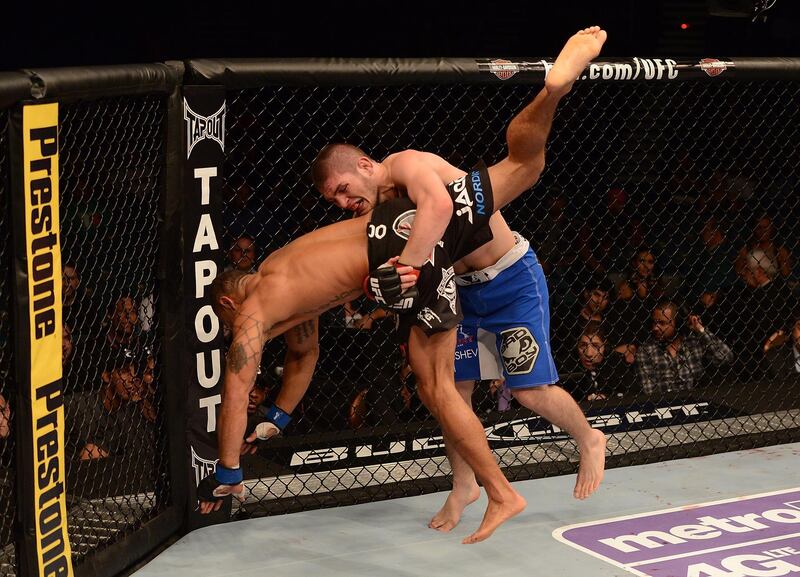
[314,27,609,532]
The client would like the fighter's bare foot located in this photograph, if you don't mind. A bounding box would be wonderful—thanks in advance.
[573,428,606,500]
[545,26,608,97]
[429,484,481,532]
[462,490,526,544]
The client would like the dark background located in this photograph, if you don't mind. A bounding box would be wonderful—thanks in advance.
[2,0,798,70]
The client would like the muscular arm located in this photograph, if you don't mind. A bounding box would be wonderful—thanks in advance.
[273,319,320,413]
[390,151,454,268]
[218,310,270,468]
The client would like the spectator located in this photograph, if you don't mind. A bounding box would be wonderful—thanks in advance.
[552,272,616,364]
[535,194,580,277]
[63,322,74,366]
[0,393,9,439]
[490,378,514,412]
[684,217,737,332]
[561,321,635,401]
[617,247,664,303]
[720,248,799,380]
[612,247,664,347]
[248,380,269,416]
[636,301,733,394]
[578,187,645,276]
[735,214,793,284]
[343,299,392,330]
[763,319,800,385]
[394,352,431,423]
[227,234,258,272]
[66,359,156,461]
[101,296,141,359]
[63,262,81,307]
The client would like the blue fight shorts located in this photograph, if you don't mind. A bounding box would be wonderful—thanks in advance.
[454,245,559,389]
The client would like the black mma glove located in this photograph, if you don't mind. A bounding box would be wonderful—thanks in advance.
[197,464,246,509]
[363,262,421,312]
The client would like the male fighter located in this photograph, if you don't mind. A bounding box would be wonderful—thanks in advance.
[198,27,605,544]
[314,27,608,532]
[199,158,536,543]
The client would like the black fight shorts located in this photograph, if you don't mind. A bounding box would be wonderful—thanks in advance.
[366,163,494,337]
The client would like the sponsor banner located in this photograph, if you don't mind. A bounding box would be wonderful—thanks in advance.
[20,103,73,577]
[182,86,228,528]
[282,400,737,473]
[476,58,734,81]
[554,488,800,577]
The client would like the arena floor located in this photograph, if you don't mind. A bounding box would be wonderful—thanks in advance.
[133,442,800,577]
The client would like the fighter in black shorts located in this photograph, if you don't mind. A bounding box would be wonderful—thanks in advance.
[199,164,525,544]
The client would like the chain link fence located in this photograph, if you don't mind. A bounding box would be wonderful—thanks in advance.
[58,95,170,564]
[221,78,800,516]
[0,110,17,577]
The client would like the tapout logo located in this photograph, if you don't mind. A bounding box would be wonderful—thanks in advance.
[184,100,226,158]
[192,167,223,432]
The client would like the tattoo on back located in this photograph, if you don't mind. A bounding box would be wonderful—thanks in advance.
[300,288,361,318]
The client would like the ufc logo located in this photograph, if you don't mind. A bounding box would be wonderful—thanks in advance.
[369,278,386,304]
[391,297,415,310]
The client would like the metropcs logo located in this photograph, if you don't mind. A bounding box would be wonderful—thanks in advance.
[556,488,800,577]
[184,100,226,158]
[599,505,800,553]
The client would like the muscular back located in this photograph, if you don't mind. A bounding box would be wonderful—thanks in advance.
[246,216,370,340]
[383,150,516,273]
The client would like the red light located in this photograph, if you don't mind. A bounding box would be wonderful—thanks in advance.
[680,22,689,30]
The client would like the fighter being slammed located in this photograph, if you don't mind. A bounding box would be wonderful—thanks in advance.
[199,27,607,544]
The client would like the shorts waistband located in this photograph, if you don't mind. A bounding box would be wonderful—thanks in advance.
[454,233,530,286]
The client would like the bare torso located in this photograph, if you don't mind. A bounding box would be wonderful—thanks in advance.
[383,151,516,274]
[247,216,370,340]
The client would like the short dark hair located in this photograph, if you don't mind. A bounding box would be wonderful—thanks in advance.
[210,269,250,317]
[310,143,368,190]
[578,320,606,344]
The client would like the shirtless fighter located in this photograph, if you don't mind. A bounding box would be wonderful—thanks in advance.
[198,27,606,544]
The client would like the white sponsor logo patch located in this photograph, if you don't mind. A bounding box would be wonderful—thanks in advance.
[437,266,457,314]
[391,209,442,266]
[417,307,442,329]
